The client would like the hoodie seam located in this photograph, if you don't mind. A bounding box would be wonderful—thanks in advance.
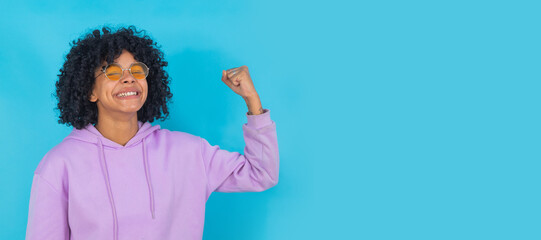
[199,137,211,197]
[35,173,68,203]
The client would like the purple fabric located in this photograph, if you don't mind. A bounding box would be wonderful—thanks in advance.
[25,109,279,240]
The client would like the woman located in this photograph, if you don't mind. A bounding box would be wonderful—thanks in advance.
[25,25,279,240]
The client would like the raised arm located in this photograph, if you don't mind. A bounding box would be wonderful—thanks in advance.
[201,66,279,194]
[201,108,279,194]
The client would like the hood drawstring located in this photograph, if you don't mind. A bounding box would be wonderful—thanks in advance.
[97,138,119,240]
[97,137,157,240]
[142,138,156,219]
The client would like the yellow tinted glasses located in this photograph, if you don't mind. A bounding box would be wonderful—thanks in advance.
[98,62,149,81]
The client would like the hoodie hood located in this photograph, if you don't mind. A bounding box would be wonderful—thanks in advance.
[65,121,161,240]
[65,121,161,149]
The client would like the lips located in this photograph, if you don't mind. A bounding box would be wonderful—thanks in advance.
[115,87,140,95]
[115,87,141,99]
[116,91,139,98]
[115,87,140,96]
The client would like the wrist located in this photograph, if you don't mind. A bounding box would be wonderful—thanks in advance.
[247,107,264,115]
[246,100,263,115]
[243,93,263,115]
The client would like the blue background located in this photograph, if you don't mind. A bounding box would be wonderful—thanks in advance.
[1,0,540,239]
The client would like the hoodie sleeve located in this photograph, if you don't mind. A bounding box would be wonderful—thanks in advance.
[200,108,279,194]
[26,173,70,239]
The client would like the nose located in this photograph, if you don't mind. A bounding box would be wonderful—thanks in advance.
[121,69,136,83]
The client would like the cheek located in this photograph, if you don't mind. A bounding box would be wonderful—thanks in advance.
[142,80,149,94]
[92,83,102,97]
[99,82,117,98]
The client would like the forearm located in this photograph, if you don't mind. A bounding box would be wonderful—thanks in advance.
[244,94,264,115]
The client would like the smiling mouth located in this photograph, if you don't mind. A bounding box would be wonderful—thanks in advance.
[116,91,140,98]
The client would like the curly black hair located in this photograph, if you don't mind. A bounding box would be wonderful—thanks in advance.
[54,25,173,129]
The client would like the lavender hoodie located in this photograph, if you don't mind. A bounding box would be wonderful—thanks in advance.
[25,108,279,240]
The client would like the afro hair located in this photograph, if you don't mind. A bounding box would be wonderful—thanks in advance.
[54,25,173,129]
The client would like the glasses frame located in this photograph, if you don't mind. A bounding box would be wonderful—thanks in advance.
[97,61,150,81]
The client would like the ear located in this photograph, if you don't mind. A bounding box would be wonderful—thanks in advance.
[89,91,98,102]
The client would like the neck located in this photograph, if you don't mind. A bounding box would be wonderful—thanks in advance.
[94,112,139,146]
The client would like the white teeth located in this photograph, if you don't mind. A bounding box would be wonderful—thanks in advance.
[117,91,138,97]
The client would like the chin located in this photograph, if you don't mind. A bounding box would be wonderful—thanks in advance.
[124,106,144,112]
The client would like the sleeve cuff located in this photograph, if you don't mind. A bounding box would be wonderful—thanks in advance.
[246,108,272,129]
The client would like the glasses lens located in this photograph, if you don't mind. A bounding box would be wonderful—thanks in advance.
[130,63,148,79]
[105,64,122,81]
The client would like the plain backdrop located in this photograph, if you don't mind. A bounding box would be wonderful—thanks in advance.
[0,0,540,239]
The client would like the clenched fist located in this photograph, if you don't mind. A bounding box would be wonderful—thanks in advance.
[221,65,258,98]
[221,65,264,115]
